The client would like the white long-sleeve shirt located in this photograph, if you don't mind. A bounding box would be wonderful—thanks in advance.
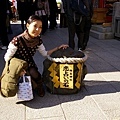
[4,42,48,62]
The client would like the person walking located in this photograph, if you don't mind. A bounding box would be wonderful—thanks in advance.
[17,0,34,31]
[34,0,50,34]
[60,1,67,28]
[62,0,91,51]
[82,0,93,50]
[4,15,68,97]
[48,0,58,30]
[0,0,10,50]
[6,0,13,34]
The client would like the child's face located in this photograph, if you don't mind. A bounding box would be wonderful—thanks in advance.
[27,20,42,38]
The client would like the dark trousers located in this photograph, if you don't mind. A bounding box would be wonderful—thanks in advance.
[49,11,57,29]
[67,15,86,50]
[60,13,67,28]
[20,19,27,31]
[42,15,48,34]
[0,15,9,46]
[83,17,92,48]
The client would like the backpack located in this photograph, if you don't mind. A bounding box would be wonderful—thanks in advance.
[71,0,90,16]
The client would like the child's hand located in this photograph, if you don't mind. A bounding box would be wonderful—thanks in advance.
[20,69,26,77]
[58,44,69,50]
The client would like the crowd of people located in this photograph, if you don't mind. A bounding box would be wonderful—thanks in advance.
[0,0,58,50]
[0,0,93,51]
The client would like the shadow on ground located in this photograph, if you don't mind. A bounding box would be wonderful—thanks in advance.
[21,80,120,109]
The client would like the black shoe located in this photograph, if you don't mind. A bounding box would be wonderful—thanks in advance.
[81,47,86,51]
[82,46,87,50]
[35,84,45,97]
[78,48,83,51]
[78,46,86,51]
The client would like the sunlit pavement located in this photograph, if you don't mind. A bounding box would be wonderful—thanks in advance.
[0,20,120,120]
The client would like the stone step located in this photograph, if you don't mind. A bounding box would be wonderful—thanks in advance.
[91,25,112,33]
[90,29,114,39]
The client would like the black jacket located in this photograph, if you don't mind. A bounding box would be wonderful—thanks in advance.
[62,0,93,17]
[0,0,7,19]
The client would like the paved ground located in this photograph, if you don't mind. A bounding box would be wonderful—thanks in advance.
[0,21,120,120]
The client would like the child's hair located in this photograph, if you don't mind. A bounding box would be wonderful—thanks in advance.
[27,15,42,24]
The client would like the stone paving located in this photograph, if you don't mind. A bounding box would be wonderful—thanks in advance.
[0,21,120,120]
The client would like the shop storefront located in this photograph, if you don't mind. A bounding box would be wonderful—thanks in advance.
[92,0,120,24]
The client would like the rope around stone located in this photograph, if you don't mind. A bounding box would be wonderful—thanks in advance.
[47,54,88,63]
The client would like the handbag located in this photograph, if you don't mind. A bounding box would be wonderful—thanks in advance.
[17,75,33,102]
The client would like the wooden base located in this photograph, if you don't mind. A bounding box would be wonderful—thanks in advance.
[91,8,108,24]
[102,22,112,27]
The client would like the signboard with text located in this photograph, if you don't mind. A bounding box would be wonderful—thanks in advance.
[60,64,74,89]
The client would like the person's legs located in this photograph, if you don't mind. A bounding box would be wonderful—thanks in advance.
[42,15,47,34]
[21,19,25,31]
[77,32,84,50]
[8,18,13,34]
[60,13,64,28]
[63,13,67,27]
[21,18,28,31]
[76,16,86,50]
[83,18,92,49]
[0,16,9,47]
[67,16,76,49]
[49,13,54,29]
[28,67,45,97]
[46,16,48,30]
[49,11,57,29]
